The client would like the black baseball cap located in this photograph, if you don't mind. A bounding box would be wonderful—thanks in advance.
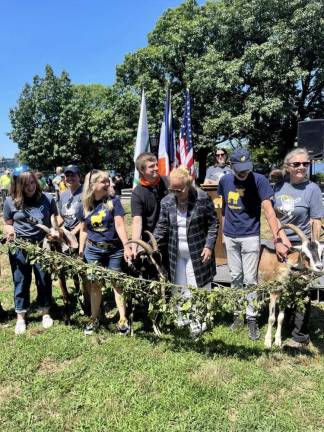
[64,165,80,175]
[230,149,253,172]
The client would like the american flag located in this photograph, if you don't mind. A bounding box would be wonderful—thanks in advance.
[177,89,195,176]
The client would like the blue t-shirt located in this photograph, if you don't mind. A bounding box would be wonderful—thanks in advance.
[3,193,58,240]
[58,186,84,230]
[218,172,274,238]
[84,197,125,243]
[273,180,324,242]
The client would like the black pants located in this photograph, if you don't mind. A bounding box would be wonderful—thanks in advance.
[291,298,311,343]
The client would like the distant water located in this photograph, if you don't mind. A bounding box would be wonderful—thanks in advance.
[313,162,324,173]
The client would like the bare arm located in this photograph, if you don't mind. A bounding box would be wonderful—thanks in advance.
[262,199,290,259]
[131,215,143,256]
[78,222,88,256]
[310,218,321,241]
[114,215,132,261]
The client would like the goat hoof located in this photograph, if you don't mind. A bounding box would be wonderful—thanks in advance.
[264,338,272,349]
[274,339,282,348]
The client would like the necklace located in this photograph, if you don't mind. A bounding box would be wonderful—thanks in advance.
[177,200,188,212]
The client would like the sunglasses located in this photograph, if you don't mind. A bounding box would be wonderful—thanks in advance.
[66,196,74,210]
[287,162,310,168]
[216,153,225,157]
[168,187,186,194]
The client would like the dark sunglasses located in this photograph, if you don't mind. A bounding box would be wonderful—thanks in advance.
[216,153,225,157]
[287,161,310,168]
[89,169,99,184]
[168,187,186,194]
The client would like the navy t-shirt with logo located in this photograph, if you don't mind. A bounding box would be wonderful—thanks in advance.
[58,185,83,230]
[3,193,58,240]
[84,197,124,244]
[218,172,274,238]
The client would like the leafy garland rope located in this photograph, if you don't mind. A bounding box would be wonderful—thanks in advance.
[0,239,315,328]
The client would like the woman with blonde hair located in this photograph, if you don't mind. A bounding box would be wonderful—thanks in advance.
[153,166,218,335]
[79,169,132,335]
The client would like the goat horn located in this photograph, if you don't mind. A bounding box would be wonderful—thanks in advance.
[125,240,153,255]
[62,228,79,249]
[51,214,59,230]
[278,223,307,242]
[144,230,158,251]
[36,224,51,234]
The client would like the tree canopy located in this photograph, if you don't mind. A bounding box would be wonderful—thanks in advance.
[9,0,324,176]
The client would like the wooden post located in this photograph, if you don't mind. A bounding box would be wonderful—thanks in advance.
[200,184,227,265]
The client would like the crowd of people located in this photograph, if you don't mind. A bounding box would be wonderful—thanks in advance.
[0,147,323,348]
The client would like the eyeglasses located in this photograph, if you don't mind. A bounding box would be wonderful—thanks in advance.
[287,162,310,168]
[168,187,186,194]
[216,153,225,157]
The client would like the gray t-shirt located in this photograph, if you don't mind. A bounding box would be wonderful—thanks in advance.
[58,186,83,230]
[273,180,324,241]
[3,193,58,240]
[205,165,233,183]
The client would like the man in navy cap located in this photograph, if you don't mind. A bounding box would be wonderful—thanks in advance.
[218,148,288,340]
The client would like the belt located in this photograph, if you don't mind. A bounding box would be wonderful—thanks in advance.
[87,239,115,250]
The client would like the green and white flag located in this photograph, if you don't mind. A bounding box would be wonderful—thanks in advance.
[133,89,149,187]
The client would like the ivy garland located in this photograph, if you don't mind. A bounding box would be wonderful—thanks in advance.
[0,239,316,330]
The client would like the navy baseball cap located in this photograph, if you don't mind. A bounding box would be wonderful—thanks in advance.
[230,149,253,172]
[64,165,80,174]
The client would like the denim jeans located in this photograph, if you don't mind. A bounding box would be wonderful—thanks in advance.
[84,243,123,272]
[9,248,52,313]
[224,235,260,319]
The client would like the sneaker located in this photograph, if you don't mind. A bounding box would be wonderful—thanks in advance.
[84,318,100,336]
[116,318,130,336]
[15,320,26,335]
[42,314,54,329]
[247,319,260,341]
[229,315,244,332]
[283,338,310,350]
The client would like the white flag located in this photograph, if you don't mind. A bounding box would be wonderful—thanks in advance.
[133,89,149,187]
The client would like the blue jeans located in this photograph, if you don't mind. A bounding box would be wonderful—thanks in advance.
[9,248,52,313]
[84,243,123,272]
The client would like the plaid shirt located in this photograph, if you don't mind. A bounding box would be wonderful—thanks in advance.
[154,187,218,287]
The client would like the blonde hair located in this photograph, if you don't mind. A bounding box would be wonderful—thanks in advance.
[170,165,193,187]
[82,169,112,215]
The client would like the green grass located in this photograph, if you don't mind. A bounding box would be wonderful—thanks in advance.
[0,213,324,431]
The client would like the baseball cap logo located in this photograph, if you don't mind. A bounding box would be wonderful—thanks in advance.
[240,156,246,161]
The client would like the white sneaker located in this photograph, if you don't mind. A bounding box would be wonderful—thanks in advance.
[42,314,54,329]
[15,320,26,335]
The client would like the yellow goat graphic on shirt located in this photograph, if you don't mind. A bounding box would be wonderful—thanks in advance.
[91,209,106,227]
[228,188,245,205]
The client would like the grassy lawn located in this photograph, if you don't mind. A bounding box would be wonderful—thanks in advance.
[0,211,323,431]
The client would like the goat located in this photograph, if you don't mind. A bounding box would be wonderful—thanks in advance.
[258,223,324,348]
[36,215,79,322]
[126,231,168,336]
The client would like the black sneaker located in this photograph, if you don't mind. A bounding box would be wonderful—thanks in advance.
[84,318,100,336]
[116,318,130,336]
[229,315,244,332]
[247,319,260,341]
[283,338,310,350]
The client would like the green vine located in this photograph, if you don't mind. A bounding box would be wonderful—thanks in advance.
[0,239,316,329]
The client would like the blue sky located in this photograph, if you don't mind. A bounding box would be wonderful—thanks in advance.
[0,0,203,158]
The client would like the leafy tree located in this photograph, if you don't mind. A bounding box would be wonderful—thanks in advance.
[116,0,324,177]
[9,65,72,169]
